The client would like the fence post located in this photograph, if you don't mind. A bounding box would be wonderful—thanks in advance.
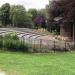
[65,41,66,51]
[47,40,49,52]
[40,39,42,52]
[23,36,26,44]
[23,36,25,42]
[33,39,35,52]
[54,40,56,52]
[2,38,4,50]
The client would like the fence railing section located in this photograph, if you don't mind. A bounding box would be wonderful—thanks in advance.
[0,29,74,52]
[21,36,74,52]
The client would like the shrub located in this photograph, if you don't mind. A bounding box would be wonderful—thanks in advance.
[1,33,29,52]
[3,39,28,52]
[4,32,19,40]
[0,36,3,49]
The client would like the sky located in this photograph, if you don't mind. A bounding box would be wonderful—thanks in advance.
[0,0,49,10]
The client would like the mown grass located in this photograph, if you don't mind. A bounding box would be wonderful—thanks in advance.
[0,51,75,75]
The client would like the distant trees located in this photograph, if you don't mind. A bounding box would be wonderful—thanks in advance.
[0,3,34,28]
[10,5,26,27]
[28,8,47,29]
[0,3,10,26]
[0,3,48,29]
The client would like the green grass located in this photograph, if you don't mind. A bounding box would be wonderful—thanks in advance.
[0,51,75,75]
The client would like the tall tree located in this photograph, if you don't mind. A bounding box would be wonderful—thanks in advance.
[10,5,26,27]
[10,5,33,28]
[0,3,10,26]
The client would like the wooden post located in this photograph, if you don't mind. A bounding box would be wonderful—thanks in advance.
[40,39,42,51]
[54,40,56,52]
[65,41,66,51]
[73,24,75,47]
[34,39,35,52]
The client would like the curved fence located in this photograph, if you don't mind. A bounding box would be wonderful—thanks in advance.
[0,28,74,52]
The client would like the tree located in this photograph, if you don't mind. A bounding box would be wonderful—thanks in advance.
[48,0,75,22]
[10,5,33,28]
[10,5,26,27]
[24,12,34,28]
[34,13,46,29]
[28,9,38,21]
[0,3,10,26]
[47,0,75,32]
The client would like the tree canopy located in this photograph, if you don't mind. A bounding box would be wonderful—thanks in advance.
[10,5,26,27]
[0,3,34,28]
[48,0,75,22]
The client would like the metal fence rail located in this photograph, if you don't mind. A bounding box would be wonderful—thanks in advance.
[0,29,74,52]
[21,36,73,52]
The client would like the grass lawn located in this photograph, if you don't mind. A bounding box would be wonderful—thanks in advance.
[0,51,75,75]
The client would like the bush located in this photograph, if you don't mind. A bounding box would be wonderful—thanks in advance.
[3,39,28,52]
[0,36,3,49]
[0,33,29,52]
[4,32,19,40]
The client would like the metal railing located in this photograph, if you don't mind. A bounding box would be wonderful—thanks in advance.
[21,36,73,52]
[0,29,74,52]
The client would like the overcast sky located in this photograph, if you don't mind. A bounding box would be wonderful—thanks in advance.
[0,0,49,10]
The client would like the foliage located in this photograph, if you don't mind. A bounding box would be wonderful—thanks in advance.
[0,3,10,26]
[10,5,34,28]
[0,3,48,29]
[4,32,19,40]
[47,0,75,33]
[0,33,29,52]
[48,0,75,22]
[3,39,28,52]
[0,4,35,28]
[10,5,26,27]
[28,9,38,20]
[0,36,3,49]
[34,13,46,29]
[23,13,34,28]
